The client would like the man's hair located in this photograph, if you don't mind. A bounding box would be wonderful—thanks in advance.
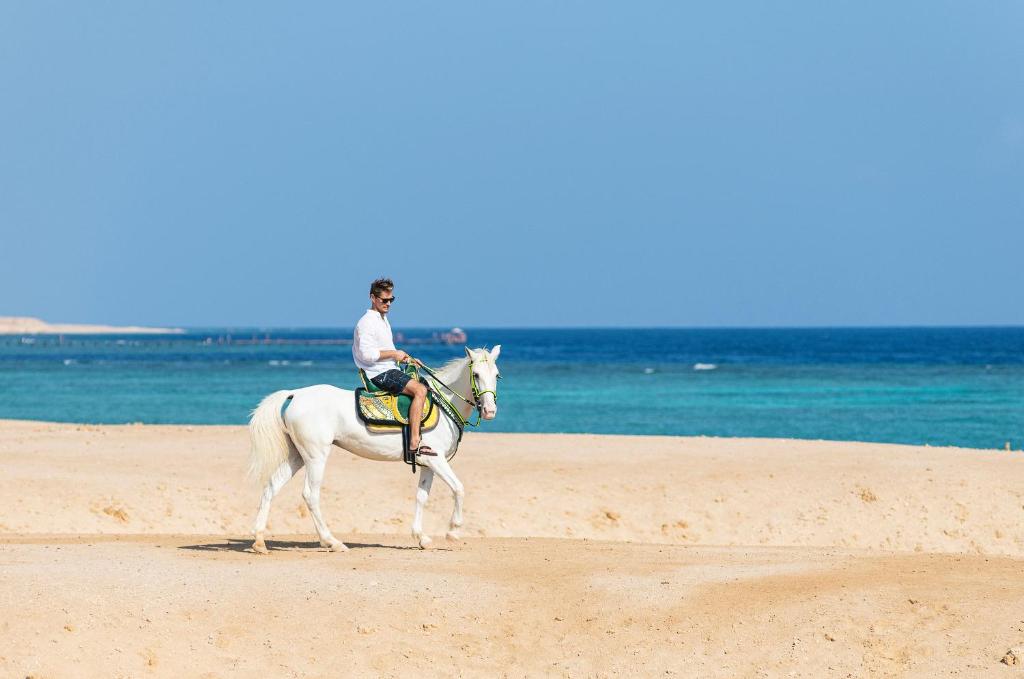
[370,278,394,297]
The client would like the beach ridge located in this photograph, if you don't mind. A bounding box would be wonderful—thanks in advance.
[0,316,183,335]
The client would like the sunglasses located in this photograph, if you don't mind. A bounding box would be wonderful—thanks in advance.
[376,296,396,304]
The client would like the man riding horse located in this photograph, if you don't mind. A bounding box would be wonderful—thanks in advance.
[249,286,500,551]
[352,277,435,458]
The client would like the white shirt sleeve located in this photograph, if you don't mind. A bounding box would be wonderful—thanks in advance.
[353,318,381,364]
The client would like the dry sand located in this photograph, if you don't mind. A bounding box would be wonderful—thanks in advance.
[2,420,1023,677]
[0,316,182,334]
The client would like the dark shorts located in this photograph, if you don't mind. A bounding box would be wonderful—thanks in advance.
[370,368,411,395]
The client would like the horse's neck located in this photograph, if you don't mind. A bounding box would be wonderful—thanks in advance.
[437,358,475,420]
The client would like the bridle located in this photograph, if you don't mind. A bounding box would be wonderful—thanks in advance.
[468,360,499,411]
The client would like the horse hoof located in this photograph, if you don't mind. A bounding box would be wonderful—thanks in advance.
[418,535,433,550]
[252,541,269,555]
[326,540,349,553]
[445,531,461,543]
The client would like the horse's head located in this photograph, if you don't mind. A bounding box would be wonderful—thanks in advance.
[465,345,501,420]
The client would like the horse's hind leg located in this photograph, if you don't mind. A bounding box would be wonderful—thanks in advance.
[301,450,347,552]
[426,456,465,542]
[412,467,435,549]
[252,445,303,554]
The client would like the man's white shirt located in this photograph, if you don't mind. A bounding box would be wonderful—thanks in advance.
[352,309,398,378]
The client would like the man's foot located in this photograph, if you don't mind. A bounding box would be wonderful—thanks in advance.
[408,443,437,457]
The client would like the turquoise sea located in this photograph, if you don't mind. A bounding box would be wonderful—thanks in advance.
[1,327,1022,450]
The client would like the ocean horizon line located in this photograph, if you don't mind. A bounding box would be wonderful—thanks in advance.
[7,321,1024,334]
[104,323,1024,332]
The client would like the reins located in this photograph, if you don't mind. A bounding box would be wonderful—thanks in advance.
[414,358,498,430]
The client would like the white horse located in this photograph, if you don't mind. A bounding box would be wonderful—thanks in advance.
[247,345,501,552]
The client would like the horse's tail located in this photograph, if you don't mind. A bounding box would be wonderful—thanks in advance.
[247,390,294,487]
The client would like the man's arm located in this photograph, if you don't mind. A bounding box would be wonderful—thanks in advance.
[353,323,382,365]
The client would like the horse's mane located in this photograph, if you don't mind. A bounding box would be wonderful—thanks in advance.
[434,354,470,383]
[433,346,494,383]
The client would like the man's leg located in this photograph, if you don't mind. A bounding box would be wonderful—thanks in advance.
[401,379,431,452]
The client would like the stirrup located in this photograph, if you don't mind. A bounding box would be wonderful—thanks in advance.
[402,426,435,473]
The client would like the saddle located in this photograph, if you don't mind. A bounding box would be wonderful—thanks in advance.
[355,369,439,434]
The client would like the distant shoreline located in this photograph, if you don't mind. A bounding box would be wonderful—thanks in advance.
[0,316,183,335]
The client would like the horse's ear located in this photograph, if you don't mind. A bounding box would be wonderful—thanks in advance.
[490,344,501,360]
[464,346,473,358]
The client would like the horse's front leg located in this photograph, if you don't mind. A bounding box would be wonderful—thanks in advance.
[412,466,434,549]
[427,456,464,542]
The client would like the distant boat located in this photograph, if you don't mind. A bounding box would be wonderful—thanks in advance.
[439,327,467,345]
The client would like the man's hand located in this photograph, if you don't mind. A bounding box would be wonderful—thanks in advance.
[387,349,422,367]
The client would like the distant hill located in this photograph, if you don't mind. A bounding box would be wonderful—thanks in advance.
[0,316,184,335]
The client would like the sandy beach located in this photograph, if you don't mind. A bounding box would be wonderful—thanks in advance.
[3,420,1024,677]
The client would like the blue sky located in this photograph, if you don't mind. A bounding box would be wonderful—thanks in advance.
[1,2,1021,328]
